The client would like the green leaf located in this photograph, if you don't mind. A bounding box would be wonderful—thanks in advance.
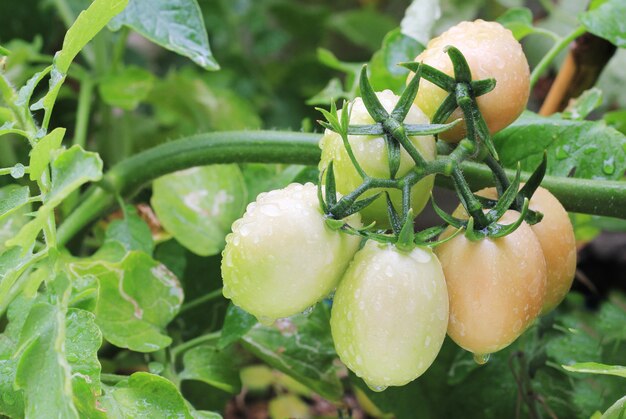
[369,28,424,93]
[151,165,246,257]
[15,300,79,418]
[179,344,242,393]
[29,127,65,181]
[563,362,626,378]
[105,209,154,255]
[494,111,626,180]
[240,304,343,401]
[98,66,155,110]
[0,247,35,312]
[400,0,440,45]
[562,88,604,120]
[109,0,219,70]
[65,309,105,418]
[0,185,29,221]
[240,164,306,204]
[306,78,349,106]
[218,304,257,350]
[98,372,193,418]
[601,395,626,419]
[36,0,128,126]
[497,7,535,40]
[7,145,102,249]
[328,9,397,52]
[68,252,183,352]
[55,0,129,74]
[605,110,626,135]
[580,0,626,48]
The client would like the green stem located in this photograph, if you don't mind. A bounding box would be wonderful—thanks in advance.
[57,131,626,246]
[530,26,586,89]
[178,289,223,315]
[57,131,321,245]
[170,332,221,360]
[73,76,94,148]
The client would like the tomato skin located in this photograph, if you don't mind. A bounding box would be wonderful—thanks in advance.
[331,241,449,388]
[410,20,530,142]
[319,90,436,228]
[221,183,362,323]
[476,186,577,314]
[435,210,546,355]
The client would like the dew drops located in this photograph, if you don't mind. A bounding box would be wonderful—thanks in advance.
[602,157,615,175]
[473,353,491,365]
[10,163,25,179]
[301,306,314,316]
[259,203,281,217]
[367,383,388,392]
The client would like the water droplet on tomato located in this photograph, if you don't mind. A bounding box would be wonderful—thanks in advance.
[473,353,491,365]
[366,383,388,392]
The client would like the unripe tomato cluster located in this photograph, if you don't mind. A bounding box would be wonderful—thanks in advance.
[221,20,577,390]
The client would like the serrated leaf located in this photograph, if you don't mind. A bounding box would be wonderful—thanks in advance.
[109,0,219,70]
[98,66,155,110]
[151,165,246,257]
[494,111,626,180]
[98,372,193,418]
[580,0,626,48]
[68,252,183,352]
[0,185,29,221]
[15,298,79,418]
[8,145,102,249]
[29,127,65,181]
[240,304,343,401]
[179,344,242,393]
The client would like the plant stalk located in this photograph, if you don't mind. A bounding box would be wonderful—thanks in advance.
[57,131,626,246]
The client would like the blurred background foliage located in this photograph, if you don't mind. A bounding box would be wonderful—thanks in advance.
[1,0,626,418]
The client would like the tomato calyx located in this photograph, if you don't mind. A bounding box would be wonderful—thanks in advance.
[401,45,498,158]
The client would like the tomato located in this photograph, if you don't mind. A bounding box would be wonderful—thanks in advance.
[330,241,448,389]
[319,90,436,229]
[221,183,362,324]
[410,20,530,142]
[435,210,546,356]
[476,186,577,314]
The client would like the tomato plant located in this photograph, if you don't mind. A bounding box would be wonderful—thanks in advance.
[1,0,626,418]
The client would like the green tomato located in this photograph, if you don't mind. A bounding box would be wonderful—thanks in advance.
[330,241,448,389]
[319,90,436,229]
[221,183,362,324]
[410,20,530,142]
